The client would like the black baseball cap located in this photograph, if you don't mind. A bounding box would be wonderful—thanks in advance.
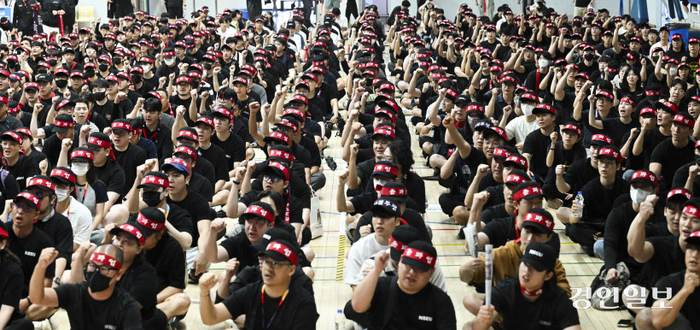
[389,225,421,261]
[520,241,556,272]
[522,208,555,234]
[400,240,437,272]
[252,227,298,252]
[257,239,298,265]
[370,198,401,217]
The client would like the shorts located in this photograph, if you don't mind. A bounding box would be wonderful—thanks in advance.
[324,0,340,9]
[168,6,184,19]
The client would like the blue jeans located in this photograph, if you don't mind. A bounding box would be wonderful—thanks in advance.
[593,239,605,260]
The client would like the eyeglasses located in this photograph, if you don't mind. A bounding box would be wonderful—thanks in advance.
[11,202,34,213]
[261,259,292,269]
[263,175,281,183]
[87,261,118,276]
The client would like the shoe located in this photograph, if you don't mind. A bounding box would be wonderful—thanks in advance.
[188,268,204,284]
[458,224,466,239]
[33,320,52,330]
[422,168,441,180]
[168,317,181,330]
[581,245,595,257]
[250,141,258,149]
[326,156,337,171]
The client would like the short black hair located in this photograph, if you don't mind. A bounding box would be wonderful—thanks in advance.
[401,0,411,7]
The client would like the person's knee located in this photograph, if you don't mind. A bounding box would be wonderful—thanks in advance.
[635,308,656,330]
[303,266,315,280]
[463,293,484,315]
[422,142,433,155]
[453,206,469,226]
[103,204,130,226]
[556,207,570,223]
[593,239,605,260]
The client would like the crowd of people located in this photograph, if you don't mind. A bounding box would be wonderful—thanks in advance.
[0,0,695,328]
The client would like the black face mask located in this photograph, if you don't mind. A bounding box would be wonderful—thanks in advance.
[203,63,212,71]
[37,69,47,74]
[99,64,110,72]
[652,56,660,63]
[55,79,68,88]
[85,70,95,78]
[48,59,57,66]
[85,269,112,293]
[7,60,16,67]
[584,53,595,61]
[142,191,162,207]
[113,58,122,65]
[132,75,142,84]
[93,91,106,100]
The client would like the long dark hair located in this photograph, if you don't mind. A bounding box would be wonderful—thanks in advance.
[0,238,21,266]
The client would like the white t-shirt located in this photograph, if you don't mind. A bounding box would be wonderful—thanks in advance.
[505,115,539,146]
[218,26,238,41]
[62,196,93,245]
[344,233,389,286]
[361,248,448,292]
[649,42,670,56]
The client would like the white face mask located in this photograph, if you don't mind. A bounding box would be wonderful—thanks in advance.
[522,104,535,116]
[538,59,549,68]
[468,116,480,127]
[630,188,651,206]
[142,64,152,72]
[164,58,175,66]
[373,178,388,191]
[71,163,89,176]
[55,188,70,202]
[669,68,678,76]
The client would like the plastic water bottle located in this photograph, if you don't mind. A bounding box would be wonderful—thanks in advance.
[573,191,584,218]
[335,309,345,330]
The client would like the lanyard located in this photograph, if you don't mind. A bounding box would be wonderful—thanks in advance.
[66,203,70,218]
[260,285,289,329]
[143,124,160,140]
[77,183,88,204]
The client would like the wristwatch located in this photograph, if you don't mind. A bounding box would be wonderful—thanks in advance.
[53,277,61,286]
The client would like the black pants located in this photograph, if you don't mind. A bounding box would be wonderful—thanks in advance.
[247,0,262,21]
[568,222,603,249]
[439,193,465,216]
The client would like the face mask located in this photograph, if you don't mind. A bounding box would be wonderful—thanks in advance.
[142,190,163,207]
[113,58,122,65]
[203,63,212,71]
[522,104,535,116]
[85,70,95,78]
[98,64,110,72]
[93,91,106,101]
[48,59,57,66]
[514,96,520,107]
[468,116,480,127]
[584,53,595,61]
[630,188,651,206]
[55,188,70,202]
[669,68,678,76]
[7,60,16,67]
[373,178,388,191]
[652,56,659,63]
[538,59,549,68]
[132,75,142,84]
[141,64,152,72]
[71,163,89,176]
[85,269,112,293]
[164,58,175,66]
[55,79,68,88]
[38,69,47,74]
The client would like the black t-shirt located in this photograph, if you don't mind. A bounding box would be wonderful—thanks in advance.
[145,234,186,292]
[89,160,126,198]
[34,211,74,262]
[55,282,143,330]
[116,259,159,320]
[219,232,259,273]
[43,130,80,166]
[7,227,55,296]
[600,118,640,148]
[211,132,246,171]
[602,201,650,273]
[523,129,552,179]
[490,277,580,330]
[482,203,510,224]
[563,157,599,194]
[650,139,695,192]
[188,173,215,202]
[0,257,25,322]
[222,280,318,330]
[165,204,194,239]
[6,155,38,189]
[167,191,210,247]
[142,123,173,162]
[344,276,456,330]
[655,270,700,325]
[225,265,314,302]
[639,235,685,288]
[113,144,148,198]
[198,142,229,183]
[580,177,630,226]
[482,216,561,256]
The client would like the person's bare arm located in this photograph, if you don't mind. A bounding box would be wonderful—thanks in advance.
[29,248,60,308]
[627,195,658,263]
[555,165,571,193]
[650,162,662,178]
[347,144,361,190]
[621,128,639,158]
[589,101,604,130]
[336,171,354,213]
[485,87,498,119]
[198,273,232,325]
[545,133,557,167]
[351,251,389,313]
[464,165,490,217]
[510,49,525,73]
[171,105,187,145]
[554,67,569,101]
[651,272,698,329]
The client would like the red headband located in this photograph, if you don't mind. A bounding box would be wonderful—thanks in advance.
[561,124,582,136]
[506,173,528,185]
[505,155,528,168]
[598,147,624,163]
[467,104,484,112]
[514,185,542,202]
[668,188,692,200]
[523,212,554,232]
[28,177,54,191]
[50,168,76,183]
[390,236,408,252]
[620,97,636,107]
[631,170,658,185]
[380,186,407,197]
[118,223,145,245]
[373,163,399,177]
[244,204,275,223]
[141,175,170,188]
[268,162,290,181]
[493,147,512,158]
[402,247,436,268]
[269,149,294,162]
[90,252,122,270]
[645,90,661,97]
[71,149,94,160]
[266,241,298,265]
[591,134,612,145]
[683,205,700,218]
[137,212,165,231]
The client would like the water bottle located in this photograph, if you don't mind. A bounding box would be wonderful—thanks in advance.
[573,191,584,218]
[335,309,345,330]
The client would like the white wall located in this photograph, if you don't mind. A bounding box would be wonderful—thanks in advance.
[430,0,624,21]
